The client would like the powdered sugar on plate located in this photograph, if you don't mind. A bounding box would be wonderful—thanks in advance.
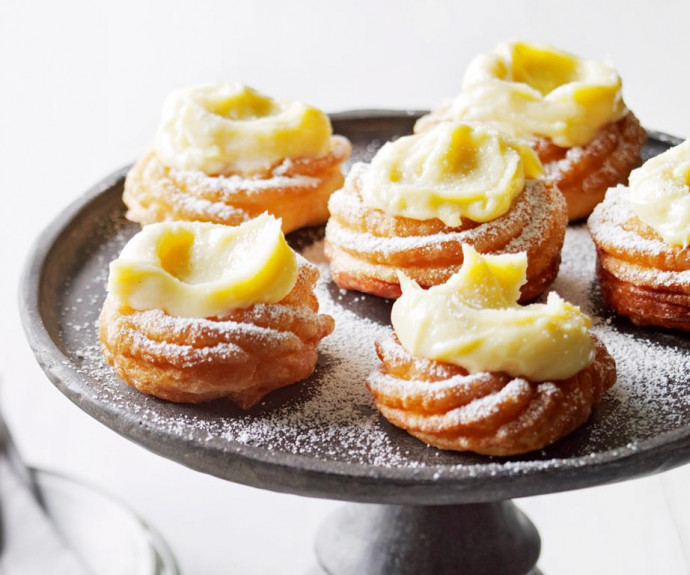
[50,132,689,483]
[57,212,690,476]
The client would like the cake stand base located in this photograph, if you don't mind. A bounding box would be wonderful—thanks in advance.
[315,501,541,575]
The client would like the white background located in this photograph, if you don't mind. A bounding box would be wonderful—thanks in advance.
[1,1,689,573]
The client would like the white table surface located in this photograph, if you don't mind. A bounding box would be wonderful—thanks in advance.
[1,1,689,573]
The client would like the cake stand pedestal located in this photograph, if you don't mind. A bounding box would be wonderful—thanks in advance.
[316,502,540,575]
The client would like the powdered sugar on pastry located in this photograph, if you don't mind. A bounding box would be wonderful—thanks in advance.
[56,136,690,472]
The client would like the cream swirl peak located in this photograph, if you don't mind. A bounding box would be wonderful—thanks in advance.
[108,215,298,318]
[359,122,543,226]
[628,139,690,248]
[155,83,332,174]
[391,245,595,381]
[446,41,627,148]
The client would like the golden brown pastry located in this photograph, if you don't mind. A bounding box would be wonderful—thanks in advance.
[368,333,616,456]
[325,122,567,301]
[534,113,646,221]
[365,246,617,455]
[99,216,334,408]
[416,41,646,220]
[589,141,690,331]
[123,83,351,233]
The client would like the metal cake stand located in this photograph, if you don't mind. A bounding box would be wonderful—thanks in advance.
[20,112,690,574]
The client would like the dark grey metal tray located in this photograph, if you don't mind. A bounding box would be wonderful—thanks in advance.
[20,111,690,506]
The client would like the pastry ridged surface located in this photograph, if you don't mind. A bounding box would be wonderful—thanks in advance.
[588,187,690,331]
[123,136,351,233]
[324,166,567,301]
[537,112,646,220]
[366,333,616,456]
[99,257,335,408]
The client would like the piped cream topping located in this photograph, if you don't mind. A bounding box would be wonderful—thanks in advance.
[155,83,332,175]
[359,122,543,226]
[391,245,595,381]
[107,215,298,318]
[444,41,627,148]
[628,139,690,248]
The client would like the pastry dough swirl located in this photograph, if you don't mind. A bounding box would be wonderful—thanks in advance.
[125,83,351,233]
[366,333,616,456]
[325,164,567,301]
[100,256,334,408]
[535,113,647,221]
[124,136,350,233]
[589,186,690,331]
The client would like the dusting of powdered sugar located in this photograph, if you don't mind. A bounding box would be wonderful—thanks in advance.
[327,178,555,258]
[52,129,689,478]
[549,224,689,446]
[60,214,414,467]
[210,239,408,465]
[543,146,585,182]
[589,186,669,258]
[171,168,320,196]
[58,217,690,474]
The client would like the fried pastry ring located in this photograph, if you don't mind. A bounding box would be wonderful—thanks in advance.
[536,112,646,221]
[588,187,690,331]
[99,256,335,408]
[366,333,616,456]
[417,111,646,221]
[324,164,567,301]
[123,136,351,234]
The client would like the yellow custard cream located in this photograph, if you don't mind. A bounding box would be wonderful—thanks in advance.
[628,140,690,248]
[447,41,626,148]
[392,245,595,381]
[108,215,298,318]
[360,122,543,226]
[155,83,332,174]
